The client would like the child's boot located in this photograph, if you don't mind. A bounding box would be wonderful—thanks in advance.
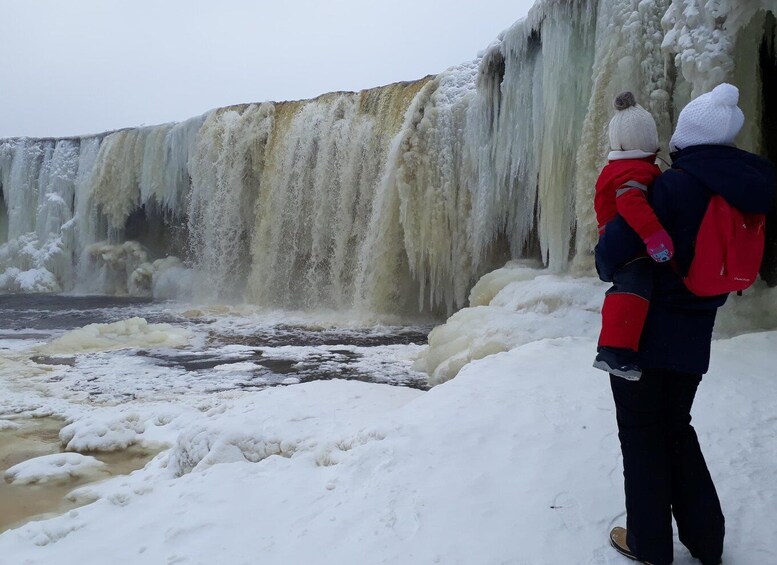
[594,347,642,380]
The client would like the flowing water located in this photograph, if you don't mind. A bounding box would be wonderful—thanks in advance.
[0,294,430,531]
[0,417,158,532]
[0,294,430,392]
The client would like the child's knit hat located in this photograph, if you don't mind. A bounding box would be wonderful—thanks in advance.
[669,83,744,152]
[608,92,659,153]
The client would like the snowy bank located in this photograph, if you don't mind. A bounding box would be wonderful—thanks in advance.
[0,331,775,564]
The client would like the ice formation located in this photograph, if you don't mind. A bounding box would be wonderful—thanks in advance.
[0,0,774,314]
[39,317,191,355]
[415,264,606,384]
[4,453,107,485]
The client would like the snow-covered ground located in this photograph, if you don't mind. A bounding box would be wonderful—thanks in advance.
[1,268,775,564]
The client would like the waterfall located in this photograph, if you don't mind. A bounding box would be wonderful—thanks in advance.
[245,84,429,311]
[1,0,775,316]
[188,103,274,300]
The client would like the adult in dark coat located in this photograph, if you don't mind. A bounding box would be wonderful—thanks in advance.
[597,83,777,565]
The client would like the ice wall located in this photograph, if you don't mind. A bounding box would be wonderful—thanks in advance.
[0,138,81,292]
[0,0,775,314]
[0,114,205,295]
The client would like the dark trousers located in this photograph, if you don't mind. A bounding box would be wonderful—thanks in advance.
[610,369,724,565]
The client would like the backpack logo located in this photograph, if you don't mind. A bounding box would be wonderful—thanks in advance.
[684,195,766,297]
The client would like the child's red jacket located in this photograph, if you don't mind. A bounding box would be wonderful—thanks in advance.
[594,156,663,240]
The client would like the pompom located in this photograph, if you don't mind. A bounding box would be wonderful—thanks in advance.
[711,83,739,106]
[614,91,637,111]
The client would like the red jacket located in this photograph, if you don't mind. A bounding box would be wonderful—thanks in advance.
[594,157,663,240]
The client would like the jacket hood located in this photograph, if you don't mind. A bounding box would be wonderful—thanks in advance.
[670,145,776,214]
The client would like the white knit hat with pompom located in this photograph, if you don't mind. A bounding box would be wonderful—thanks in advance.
[670,83,745,152]
[608,92,660,153]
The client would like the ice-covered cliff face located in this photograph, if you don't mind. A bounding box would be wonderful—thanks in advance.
[1,0,775,315]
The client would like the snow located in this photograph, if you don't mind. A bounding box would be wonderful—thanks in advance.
[0,268,775,563]
[57,408,182,453]
[661,0,776,98]
[0,329,775,563]
[279,377,300,385]
[0,266,60,293]
[165,380,419,477]
[4,453,107,485]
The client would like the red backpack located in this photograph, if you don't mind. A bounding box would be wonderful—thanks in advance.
[684,194,766,297]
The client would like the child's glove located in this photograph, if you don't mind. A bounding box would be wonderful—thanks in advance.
[644,229,674,263]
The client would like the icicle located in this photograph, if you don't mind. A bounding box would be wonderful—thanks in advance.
[138,124,176,210]
[163,113,208,213]
[73,136,104,252]
[88,129,146,230]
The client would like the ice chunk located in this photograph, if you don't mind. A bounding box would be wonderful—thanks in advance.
[4,453,107,485]
[0,419,22,431]
[39,317,191,355]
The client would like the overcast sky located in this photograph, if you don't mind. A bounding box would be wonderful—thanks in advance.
[1,0,535,138]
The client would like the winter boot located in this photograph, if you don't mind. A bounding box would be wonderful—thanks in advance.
[593,347,642,381]
[609,527,653,564]
[610,527,722,565]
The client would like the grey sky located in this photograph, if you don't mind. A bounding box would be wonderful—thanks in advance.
[1,0,535,138]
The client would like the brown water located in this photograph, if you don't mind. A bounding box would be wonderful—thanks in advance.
[0,417,158,532]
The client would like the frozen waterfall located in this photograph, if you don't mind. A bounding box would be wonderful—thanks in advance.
[1,0,775,316]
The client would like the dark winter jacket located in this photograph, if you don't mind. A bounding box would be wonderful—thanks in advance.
[597,144,776,374]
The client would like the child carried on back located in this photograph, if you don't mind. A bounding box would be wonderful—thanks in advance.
[593,92,674,381]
